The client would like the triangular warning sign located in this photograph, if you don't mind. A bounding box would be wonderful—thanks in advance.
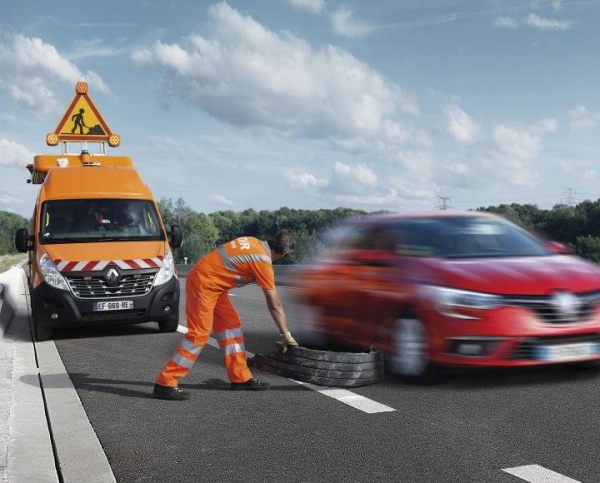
[46,81,120,147]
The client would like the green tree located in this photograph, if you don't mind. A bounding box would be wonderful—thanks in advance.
[0,210,29,255]
[177,212,219,264]
[571,235,600,263]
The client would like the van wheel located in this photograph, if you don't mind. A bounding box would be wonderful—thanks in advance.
[158,314,179,333]
[31,308,52,342]
[388,313,438,384]
[253,346,384,387]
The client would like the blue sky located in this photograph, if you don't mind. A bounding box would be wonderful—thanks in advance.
[2,0,600,218]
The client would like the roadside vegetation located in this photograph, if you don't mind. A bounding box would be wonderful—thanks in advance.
[3,198,600,265]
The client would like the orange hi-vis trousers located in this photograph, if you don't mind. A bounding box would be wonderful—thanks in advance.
[155,278,253,387]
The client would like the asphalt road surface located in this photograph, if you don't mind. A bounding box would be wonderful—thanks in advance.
[51,278,600,483]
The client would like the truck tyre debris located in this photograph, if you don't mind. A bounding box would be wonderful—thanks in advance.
[252,345,384,387]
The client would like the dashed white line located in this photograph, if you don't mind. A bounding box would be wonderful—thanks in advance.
[503,465,581,483]
[292,381,395,413]
[177,325,396,414]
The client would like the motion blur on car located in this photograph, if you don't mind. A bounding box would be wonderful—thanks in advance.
[292,210,600,383]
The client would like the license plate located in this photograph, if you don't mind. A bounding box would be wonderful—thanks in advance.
[534,342,600,361]
[93,300,134,311]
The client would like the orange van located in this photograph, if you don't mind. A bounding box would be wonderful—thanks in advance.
[15,150,183,341]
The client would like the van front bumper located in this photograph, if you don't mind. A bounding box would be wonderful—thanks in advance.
[31,276,180,329]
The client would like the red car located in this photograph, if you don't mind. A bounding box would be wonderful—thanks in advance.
[292,210,600,382]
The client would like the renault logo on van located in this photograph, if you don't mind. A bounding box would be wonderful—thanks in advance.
[105,268,120,286]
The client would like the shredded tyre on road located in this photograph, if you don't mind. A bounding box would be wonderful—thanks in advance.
[252,345,384,387]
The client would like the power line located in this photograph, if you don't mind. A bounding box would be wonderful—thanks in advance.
[436,196,453,210]
[561,188,579,206]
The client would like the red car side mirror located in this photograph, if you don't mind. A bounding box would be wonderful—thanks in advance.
[547,241,570,254]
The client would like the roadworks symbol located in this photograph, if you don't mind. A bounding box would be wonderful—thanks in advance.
[47,81,120,147]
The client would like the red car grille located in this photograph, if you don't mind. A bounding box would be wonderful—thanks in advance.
[508,333,600,360]
[502,292,600,324]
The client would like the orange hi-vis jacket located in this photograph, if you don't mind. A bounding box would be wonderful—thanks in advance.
[196,236,276,291]
[156,237,275,386]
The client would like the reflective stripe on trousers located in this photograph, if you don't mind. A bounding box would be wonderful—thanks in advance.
[155,279,253,386]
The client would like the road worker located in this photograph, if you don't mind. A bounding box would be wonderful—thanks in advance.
[152,229,299,400]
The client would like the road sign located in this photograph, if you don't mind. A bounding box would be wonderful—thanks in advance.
[47,81,120,147]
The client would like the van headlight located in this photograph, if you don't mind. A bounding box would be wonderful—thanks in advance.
[426,286,502,319]
[154,249,175,286]
[39,253,70,291]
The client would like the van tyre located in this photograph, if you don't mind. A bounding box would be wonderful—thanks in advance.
[253,345,384,388]
[388,312,439,384]
[31,306,52,342]
[158,314,179,333]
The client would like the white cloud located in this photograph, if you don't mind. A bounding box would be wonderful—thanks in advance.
[492,12,572,31]
[131,1,418,142]
[330,7,375,39]
[287,0,325,15]
[492,17,518,29]
[569,105,599,130]
[443,103,480,144]
[0,33,109,116]
[583,169,597,180]
[0,138,34,166]
[210,194,234,206]
[557,159,599,179]
[524,13,572,31]
[285,171,328,189]
[328,161,377,195]
[493,125,541,160]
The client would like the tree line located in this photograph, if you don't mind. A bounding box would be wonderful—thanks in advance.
[3,198,600,263]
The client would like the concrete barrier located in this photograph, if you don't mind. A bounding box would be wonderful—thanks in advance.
[0,267,23,332]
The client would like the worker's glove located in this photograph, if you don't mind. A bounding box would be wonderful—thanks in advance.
[280,331,299,353]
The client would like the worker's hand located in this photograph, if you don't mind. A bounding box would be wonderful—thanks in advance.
[280,331,299,353]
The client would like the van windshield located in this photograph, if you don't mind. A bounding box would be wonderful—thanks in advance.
[40,199,165,243]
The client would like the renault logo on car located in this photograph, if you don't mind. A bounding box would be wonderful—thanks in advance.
[551,291,580,321]
[105,267,120,286]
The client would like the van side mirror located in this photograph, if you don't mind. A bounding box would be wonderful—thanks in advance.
[169,224,183,249]
[15,228,33,253]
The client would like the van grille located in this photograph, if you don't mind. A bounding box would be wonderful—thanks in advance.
[66,271,156,299]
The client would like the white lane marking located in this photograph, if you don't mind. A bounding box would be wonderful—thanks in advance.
[177,325,396,414]
[292,381,395,413]
[503,465,581,483]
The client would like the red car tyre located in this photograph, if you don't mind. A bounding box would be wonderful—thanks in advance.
[388,312,440,384]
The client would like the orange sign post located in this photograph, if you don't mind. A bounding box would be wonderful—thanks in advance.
[46,81,120,147]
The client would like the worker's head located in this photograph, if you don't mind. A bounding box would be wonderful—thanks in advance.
[268,229,296,260]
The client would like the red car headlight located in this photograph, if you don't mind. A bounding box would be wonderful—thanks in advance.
[425,286,502,319]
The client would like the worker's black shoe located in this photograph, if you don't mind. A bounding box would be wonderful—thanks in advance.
[152,383,191,400]
[230,378,270,391]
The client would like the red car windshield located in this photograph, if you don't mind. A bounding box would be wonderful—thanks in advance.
[390,216,551,259]
[322,215,553,260]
